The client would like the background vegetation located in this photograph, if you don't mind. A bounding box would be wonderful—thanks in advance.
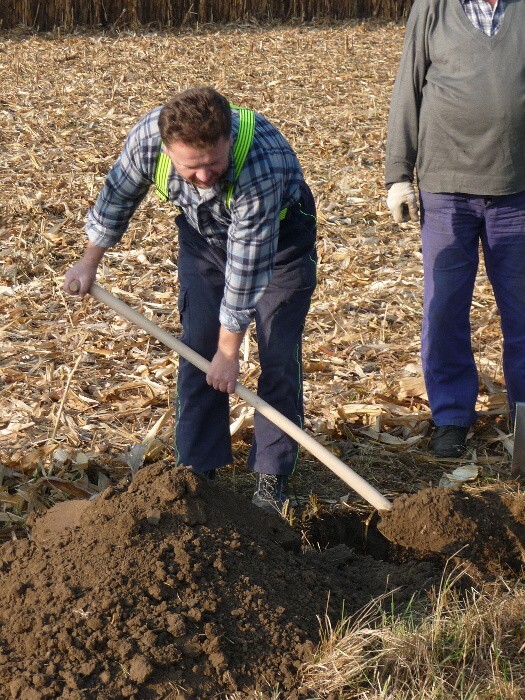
[0,0,414,31]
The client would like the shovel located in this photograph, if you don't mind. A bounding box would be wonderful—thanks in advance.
[70,281,393,512]
[511,402,525,478]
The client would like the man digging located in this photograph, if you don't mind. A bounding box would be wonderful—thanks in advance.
[64,86,317,513]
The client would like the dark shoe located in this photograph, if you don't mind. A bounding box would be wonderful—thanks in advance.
[184,467,216,480]
[200,469,216,480]
[429,426,469,457]
[252,474,289,514]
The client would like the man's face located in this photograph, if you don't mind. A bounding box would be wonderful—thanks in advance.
[165,136,232,189]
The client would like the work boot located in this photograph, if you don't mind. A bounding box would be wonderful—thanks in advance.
[429,426,469,458]
[183,466,216,480]
[200,469,216,480]
[252,474,289,514]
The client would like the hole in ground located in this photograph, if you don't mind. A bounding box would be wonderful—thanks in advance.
[302,508,392,560]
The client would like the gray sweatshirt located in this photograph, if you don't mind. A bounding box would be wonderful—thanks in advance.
[385,0,525,195]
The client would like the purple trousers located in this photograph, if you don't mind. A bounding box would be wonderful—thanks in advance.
[174,185,317,475]
[420,189,525,426]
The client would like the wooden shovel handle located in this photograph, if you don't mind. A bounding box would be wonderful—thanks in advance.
[77,281,393,511]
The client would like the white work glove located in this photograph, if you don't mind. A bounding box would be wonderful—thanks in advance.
[386,182,419,223]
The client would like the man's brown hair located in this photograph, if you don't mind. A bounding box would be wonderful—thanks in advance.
[158,87,231,148]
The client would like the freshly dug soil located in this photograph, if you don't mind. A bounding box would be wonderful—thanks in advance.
[378,485,525,580]
[2,466,323,700]
[0,464,523,699]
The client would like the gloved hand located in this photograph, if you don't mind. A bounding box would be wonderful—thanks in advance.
[386,182,419,223]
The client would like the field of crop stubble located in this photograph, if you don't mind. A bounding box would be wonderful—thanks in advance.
[1,20,525,700]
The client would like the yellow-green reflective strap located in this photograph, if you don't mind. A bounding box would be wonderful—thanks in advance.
[154,151,171,202]
[227,106,287,220]
[225,105,256,208]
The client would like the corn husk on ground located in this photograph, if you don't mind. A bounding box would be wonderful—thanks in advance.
[0,20,511,532]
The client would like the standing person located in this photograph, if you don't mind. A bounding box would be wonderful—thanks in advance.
[385,0,525,457]
[64,87,317,511]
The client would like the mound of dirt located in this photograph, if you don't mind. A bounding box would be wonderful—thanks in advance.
[8,463,522,699]
[378,485,525,579]
[0,464,439,700]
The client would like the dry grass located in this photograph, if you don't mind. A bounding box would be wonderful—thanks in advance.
[303,568,525,699]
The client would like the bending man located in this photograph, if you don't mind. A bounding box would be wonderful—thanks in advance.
[64,87,317,510]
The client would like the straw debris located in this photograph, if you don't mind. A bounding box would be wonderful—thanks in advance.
[0,21,512,534]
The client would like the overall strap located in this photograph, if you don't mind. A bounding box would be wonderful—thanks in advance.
[227,107,287,220]
[153,150,171,202]
[224,104,256,208]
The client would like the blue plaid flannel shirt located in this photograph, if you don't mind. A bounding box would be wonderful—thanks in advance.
[461,0,505,35]
[86,106,305,332]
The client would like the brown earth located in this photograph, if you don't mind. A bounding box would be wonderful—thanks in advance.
[1,463,524,700]
[378,485,525,581]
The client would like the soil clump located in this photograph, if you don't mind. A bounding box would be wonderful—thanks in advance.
[0,465,523,699]
[378,485,525,580]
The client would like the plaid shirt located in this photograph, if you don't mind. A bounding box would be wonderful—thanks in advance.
[86,106,305,332]
[461,0,505,35]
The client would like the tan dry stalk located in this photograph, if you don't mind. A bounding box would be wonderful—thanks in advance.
[50,353,84,444]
